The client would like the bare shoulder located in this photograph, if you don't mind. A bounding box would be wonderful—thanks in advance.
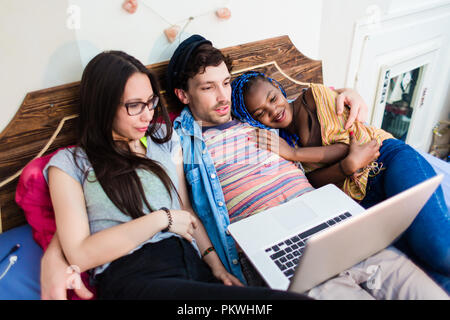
[303,87,317,113]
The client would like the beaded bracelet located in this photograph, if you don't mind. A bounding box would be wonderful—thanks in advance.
[160,207,172,232]
[201,246,215,258]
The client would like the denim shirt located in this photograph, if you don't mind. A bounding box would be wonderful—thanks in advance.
[174,107,246,284]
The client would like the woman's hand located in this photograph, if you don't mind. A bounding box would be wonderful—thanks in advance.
[249,128,299,161]
[335,88,369,130]
[248,128,278,152]
[340,133,381,176]
[212,266,244,287]
[165,209,198,242]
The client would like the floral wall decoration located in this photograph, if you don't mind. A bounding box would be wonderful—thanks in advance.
[122,0,232,43]
[122,0,138,14]
[215,7,231,20]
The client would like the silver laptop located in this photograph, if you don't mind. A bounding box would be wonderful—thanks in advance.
[227,175,443,293]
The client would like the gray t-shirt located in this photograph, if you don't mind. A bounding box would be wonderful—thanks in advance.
[43,127,199,275]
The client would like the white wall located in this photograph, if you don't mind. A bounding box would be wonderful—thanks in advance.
[320,0,450,151]
[0,0,82,132]
[319,0,391,87]
[72,0,323,67]
[0,0,323,133]
[319,0,450,88]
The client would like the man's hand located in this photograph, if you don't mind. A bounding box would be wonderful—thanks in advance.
[335,88,369,130]
[212,266,244,287]
[40,236,93,300]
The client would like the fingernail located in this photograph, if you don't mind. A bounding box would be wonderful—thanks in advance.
[350,131,354,136]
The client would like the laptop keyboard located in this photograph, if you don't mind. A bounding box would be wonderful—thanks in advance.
[264,212,352,280]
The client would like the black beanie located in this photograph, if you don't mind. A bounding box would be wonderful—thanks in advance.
[166,34,212,93]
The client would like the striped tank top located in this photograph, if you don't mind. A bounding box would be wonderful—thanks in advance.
[203,120,314,223]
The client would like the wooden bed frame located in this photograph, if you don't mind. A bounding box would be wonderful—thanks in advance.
[0,35,323,233]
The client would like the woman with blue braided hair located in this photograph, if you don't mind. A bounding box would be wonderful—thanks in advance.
[231,72,381,171]
[231,71,450,293]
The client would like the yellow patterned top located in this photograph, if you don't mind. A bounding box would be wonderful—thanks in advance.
[304,83,394,200]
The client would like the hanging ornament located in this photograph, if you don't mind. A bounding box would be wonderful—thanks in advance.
[164,25,181,43]
[122,0,138,14]
[215,7,231,20]
[135,1,232,43]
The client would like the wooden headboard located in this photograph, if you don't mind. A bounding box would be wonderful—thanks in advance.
[0,35,322,233]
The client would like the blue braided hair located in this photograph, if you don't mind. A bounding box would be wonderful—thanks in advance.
[231,71,300,147]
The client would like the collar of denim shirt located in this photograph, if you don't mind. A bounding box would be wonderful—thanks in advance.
[173,106,205,140]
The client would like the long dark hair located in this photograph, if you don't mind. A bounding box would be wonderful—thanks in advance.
[76,50,178,219]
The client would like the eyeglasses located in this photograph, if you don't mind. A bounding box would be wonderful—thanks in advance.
[123,95,159,116]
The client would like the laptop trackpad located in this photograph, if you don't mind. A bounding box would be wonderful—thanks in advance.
[276,201,318,231]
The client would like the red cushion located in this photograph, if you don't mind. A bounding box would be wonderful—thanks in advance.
[15,147,95,300]
[168,111,181,123]
[16,151,58,251]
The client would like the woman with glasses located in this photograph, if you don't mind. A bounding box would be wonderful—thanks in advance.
[40,51,309,300]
